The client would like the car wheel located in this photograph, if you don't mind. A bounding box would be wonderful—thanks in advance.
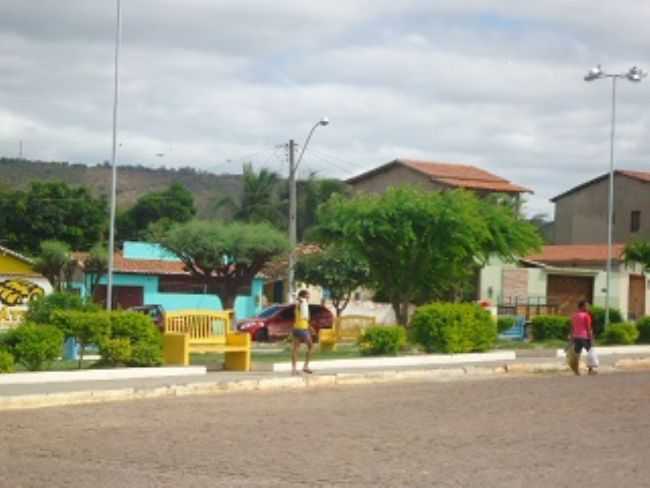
[255,327,269,342]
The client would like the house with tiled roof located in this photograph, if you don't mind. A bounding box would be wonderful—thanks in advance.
[72,241,264,320]
[346,159,531,197]
[552,170,650,244]
[479,244,649,321]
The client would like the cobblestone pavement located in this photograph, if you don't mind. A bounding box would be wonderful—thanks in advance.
[2,372,649,487]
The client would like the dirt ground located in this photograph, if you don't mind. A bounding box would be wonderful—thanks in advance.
[2,372,650,488]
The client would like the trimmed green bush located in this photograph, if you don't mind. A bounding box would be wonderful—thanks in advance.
[589,306,623,338]
[411,303,497,353]
[358,326,406,356]
[0,349,15,373]
[26,292,98,325]
[531,315,571,341]
[3,323,64,371]
[98,338,133,366]
[108,312,162,366]
[497,316,517,334]
[636,317,650,344]
[600,323,639,345]
[51,310,112,367]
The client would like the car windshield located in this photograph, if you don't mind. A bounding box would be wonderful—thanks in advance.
[258,306,281,318]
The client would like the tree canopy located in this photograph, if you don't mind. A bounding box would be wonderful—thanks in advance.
[315,187,542,324]
[33,240,74,292]
[624,240,650,271]
[159,220,289,311]
[295,245,370,316]
[0,181,106,254]
[117,183,196,242]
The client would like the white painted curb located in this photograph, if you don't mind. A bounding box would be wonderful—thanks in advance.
[0,366,207,385]
[272,351,516,373]
[556,345,650,358]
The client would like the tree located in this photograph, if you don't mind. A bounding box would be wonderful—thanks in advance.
[117,183,196,242]
[215,163,285,228]
[624,240,650,271]
[297,175,349,241]
[33,240,74,292]
[159,220,289,310]
[83,243,109,299]
[0,181,107,254]
[315,187,542,325]
[295,245,370,317]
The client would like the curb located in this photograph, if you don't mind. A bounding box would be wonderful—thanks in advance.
[2,360,649,412]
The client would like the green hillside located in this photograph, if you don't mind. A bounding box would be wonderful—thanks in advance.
[0,157,243,218]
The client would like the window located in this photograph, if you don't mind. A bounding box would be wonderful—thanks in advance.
[631,210,641,233]
[158,276,206,294]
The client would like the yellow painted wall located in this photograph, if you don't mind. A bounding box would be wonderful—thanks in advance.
[0,253,37,275]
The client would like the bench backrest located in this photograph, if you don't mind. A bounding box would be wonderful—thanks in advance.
[336,315,376,341]
[164,310,232,345]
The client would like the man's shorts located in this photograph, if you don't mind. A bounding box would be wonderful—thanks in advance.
[292,329,312,343]
[573,338,592,354]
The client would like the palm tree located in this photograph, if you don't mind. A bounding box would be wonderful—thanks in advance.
[215,163,286,228]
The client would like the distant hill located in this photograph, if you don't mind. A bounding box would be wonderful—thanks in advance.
[0,157,243,218]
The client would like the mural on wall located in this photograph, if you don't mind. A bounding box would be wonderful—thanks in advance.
[0,279,46,328]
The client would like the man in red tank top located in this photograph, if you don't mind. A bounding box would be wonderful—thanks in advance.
[570,300,595,375]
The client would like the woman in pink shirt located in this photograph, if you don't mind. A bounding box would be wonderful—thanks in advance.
[570,301,595,375]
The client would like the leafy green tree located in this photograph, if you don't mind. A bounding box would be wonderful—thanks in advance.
[33,240,73,291]
[297,175,349,241]
[215,163,285,228]
[295,245,369,316]
[316,187,541,324]
[0,181,107,254]
[624,240,650,271]
[159,220,289,310]
[51,311,111,369]
[83,243,109,299]
[117,183,196,242]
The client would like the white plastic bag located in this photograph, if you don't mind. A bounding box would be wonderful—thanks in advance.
[586,347,599,368]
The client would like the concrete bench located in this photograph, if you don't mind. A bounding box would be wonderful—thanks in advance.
[319,315,376,352]
[163,310,251,371]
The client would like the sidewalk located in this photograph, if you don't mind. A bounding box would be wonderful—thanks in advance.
[1,353,649,411]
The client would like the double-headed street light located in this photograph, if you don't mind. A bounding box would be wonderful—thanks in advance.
[287,117,330,301]
[584,65,646,328]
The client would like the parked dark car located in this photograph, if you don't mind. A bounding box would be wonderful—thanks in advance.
[129,304,165,331]
[237,304,334,341]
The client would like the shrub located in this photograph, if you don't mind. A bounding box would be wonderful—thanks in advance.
[26,292,98,325]
[98,338,133,366]
[497,316,517,334]
[51,310,111,367]
[636,317,650,344]
[4,323,64,371]
[600,323,639,345]
[108,312,162,366]
[531,315,571,341]
[589,306,623,338]
[358,326,406,356]
[0,349,15,373]
[410,303,497,353]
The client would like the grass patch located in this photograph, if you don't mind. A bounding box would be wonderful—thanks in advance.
[13,359,99,372]
[493,339,567,350]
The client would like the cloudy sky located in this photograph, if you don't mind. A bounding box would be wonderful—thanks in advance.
[2,1,650,217]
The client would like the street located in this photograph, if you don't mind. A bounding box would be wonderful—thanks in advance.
[2,372,650,487]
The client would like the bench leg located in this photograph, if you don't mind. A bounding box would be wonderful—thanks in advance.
[224,350,250,371]
[164,333,189,366]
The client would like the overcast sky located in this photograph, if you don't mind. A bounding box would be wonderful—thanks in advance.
[2,1,650,217]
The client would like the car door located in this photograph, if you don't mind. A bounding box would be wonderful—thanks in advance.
[268,306,294,340]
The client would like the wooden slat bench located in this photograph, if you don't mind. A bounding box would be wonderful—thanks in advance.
[163,310,251,371]
[319,315,376,352]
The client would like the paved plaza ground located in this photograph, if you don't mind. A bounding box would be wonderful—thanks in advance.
[2,371,649,487]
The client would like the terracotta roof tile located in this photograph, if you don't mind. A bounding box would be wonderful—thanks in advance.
[525,244,626,265]
[347,159,531,194]
[618,170,650,183]
[74,251,189,275]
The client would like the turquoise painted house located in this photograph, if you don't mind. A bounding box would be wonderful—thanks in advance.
[74,241,264,320]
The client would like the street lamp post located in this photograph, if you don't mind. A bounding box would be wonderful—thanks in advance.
[287,117,330,302]
[106,0,122,311]
[584,65,646,328]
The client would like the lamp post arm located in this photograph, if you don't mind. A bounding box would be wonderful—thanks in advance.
[295,121,321,172]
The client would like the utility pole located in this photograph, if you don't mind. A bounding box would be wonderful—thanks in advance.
[287,139,297,302]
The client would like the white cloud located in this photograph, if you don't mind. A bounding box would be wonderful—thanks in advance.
[2,0,650,219]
